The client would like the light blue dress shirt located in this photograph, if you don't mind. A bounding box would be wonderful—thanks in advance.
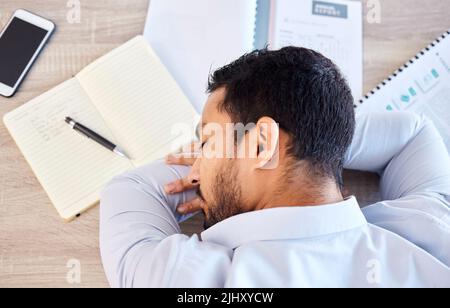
[100,113,450,287]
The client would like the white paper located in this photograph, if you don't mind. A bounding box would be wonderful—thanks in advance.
[144,0,258,112]
[269,0,363,99]
[357,34,450,153]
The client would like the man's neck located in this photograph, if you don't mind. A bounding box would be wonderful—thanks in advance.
[255,174,344,211]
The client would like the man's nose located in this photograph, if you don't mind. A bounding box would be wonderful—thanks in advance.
[188,159,201,185]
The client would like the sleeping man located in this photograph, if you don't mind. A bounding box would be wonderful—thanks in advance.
[99,47,450,287]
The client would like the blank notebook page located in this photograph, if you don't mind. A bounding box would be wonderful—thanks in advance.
[78,36,199,167]
[3,79,133,219]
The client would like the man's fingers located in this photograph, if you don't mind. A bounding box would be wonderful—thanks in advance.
[181,141,201,154]
[177,197,203,215]
[164,177,198,194]
[165,154,198,166]
[166,141,201,166]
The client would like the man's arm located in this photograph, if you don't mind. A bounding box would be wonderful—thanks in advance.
[346,112,450,199]
[345,112,450,264]
[99,161,191,287]
[99,161,231,288]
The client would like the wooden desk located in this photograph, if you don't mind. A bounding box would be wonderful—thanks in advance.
[0,0,448,287]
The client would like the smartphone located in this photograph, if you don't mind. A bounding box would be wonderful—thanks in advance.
[0,9,55,97]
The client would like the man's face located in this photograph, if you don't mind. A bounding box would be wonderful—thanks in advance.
[191,88,280,229]
[193,88,244,229]
[195,88,267,229]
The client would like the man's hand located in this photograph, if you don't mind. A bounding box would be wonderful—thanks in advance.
[164,146,204,215]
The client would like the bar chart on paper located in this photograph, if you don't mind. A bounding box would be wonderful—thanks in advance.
[357,31,450,153]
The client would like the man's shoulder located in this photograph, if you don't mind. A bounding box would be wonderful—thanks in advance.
[362,197,450,267]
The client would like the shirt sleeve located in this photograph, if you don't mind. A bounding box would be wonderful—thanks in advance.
[100,160,232,288]
[99,160,229,287]
[345,112,450,265]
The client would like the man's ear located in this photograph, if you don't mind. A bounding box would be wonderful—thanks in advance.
[254,117,279,170]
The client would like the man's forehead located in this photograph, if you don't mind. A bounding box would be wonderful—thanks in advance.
[201,88,230,127]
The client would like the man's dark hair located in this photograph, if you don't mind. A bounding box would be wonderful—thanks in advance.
[207,47,355,187]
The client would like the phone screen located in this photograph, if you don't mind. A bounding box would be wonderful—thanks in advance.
[0,17,49,87]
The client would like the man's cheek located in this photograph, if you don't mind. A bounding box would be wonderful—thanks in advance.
[200,159,216,179]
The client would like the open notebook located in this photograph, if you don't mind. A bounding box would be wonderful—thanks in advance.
[144,0,362,111]
[3,36,199,221]
[356,30,450,153]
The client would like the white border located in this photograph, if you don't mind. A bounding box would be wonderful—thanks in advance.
[0,9,55,97]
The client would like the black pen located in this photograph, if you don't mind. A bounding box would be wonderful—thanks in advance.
[65,117,129,159]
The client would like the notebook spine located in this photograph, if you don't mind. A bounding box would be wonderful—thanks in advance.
[253,0,271,50]
[252,0,259,49]
[356,30,450,108]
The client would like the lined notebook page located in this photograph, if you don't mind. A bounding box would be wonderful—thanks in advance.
[77,36,199,166]
[3,79,133,220]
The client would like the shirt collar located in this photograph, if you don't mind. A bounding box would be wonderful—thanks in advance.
[200,196,367,249]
